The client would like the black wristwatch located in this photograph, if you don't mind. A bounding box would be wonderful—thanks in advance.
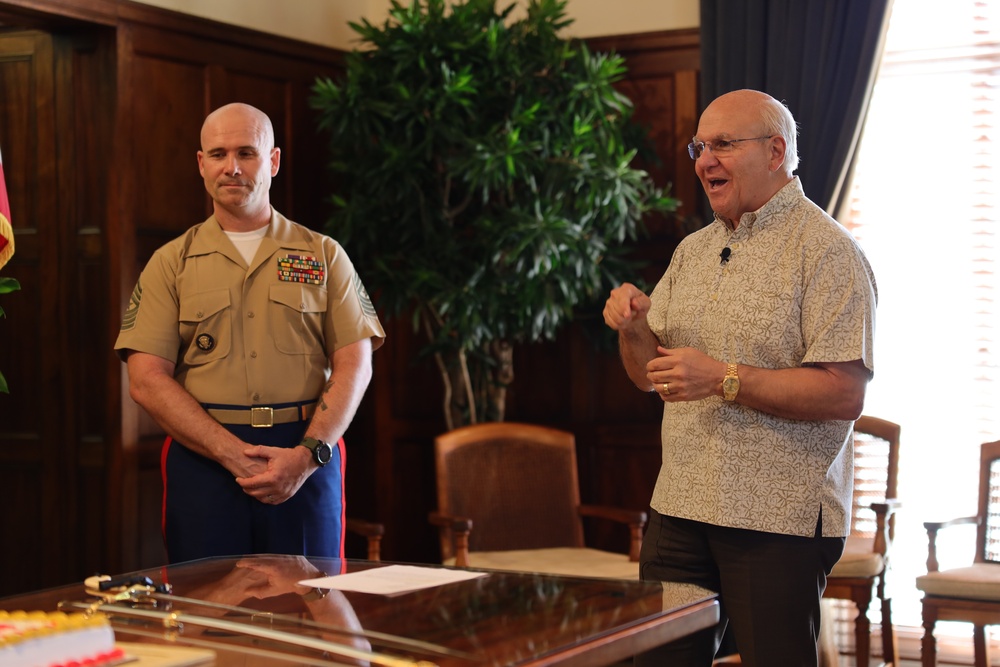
[298,437,333,467]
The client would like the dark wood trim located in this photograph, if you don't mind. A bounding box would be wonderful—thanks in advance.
[587,27,700,53]
[0,0,346,66]
[587,28,700,80]
[109,18,137,574]
[0,0,118,26]
[114,1,346,67]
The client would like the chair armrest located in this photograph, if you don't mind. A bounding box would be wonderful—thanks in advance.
[578,505,649,562]
[345,518,385,561]
[428,511,474,567]
[869,500,901,557]
[924,515,979,531]
[870,498,901,514]
[922,514,979,572]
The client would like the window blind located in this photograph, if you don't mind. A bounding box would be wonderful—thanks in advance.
[837,0,999,645]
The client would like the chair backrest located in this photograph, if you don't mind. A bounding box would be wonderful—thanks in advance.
[433,422,585,560]
[851,416,901,542]
[975,439,1000,564]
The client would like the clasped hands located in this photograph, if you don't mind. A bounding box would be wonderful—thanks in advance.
[646,346,728,402]
[603,282,726,402]
[228,444,314,505]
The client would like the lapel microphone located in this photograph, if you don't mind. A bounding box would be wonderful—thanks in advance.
[720,247,732,264]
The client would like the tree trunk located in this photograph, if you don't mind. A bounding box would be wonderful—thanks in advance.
[434,340,514,430]
[482,339,514,423]
[435,347,476,431]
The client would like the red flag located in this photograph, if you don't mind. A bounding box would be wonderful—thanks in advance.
[0,145,13,270]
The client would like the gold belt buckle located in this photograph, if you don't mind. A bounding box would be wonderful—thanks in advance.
[250,406,274,428]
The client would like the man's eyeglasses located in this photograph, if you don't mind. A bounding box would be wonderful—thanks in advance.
[687,136,775,160]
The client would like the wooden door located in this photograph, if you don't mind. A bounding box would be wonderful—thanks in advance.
[0,30,69,596]
[0,27,117,597]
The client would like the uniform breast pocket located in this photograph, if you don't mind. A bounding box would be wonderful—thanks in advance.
[269,283,329,355]
[179,288,232,366]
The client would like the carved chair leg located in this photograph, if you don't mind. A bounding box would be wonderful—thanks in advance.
[973,624,988,667]
[854,610,871,667]
[880,596,896,666]
[852,594,872,667]
[921,616,937,667]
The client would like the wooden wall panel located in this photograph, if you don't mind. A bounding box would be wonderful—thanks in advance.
[359,318,448,563]
[129,55,207,234]
[55,29,118,586]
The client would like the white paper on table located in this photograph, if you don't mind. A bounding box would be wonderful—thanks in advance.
[299,564,488,596]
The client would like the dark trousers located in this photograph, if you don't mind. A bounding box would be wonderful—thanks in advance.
[634,511,845,667]
[162,418,345,564]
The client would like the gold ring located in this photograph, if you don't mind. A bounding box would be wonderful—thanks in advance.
[662,382,669,394]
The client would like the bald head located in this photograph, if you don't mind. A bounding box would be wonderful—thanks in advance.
[703,90,799,176]
[201,103,275,153]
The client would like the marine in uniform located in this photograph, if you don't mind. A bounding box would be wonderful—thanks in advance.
[115,103,385,563]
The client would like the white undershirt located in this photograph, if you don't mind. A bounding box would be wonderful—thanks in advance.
[225,226,269,266]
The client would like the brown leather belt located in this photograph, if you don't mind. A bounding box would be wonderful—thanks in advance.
[206,402,317,428]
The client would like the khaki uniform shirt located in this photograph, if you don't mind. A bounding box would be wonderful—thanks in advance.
[115,209,385,406]
[646,178,876,538]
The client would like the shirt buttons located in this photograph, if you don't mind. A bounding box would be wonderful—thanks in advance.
[253,393,261,402]
[250,351,258,359]
[196,311,204,318]
[248,312,255,318]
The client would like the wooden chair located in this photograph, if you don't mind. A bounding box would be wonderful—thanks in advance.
[712,416,900,667]
[916,438,1000,667]
[345,518,385,561]
[823,415,902,666]
[428,422,648,578]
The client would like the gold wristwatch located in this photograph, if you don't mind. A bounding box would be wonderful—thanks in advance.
[301,570,329,601]
[301,587,328,601]
[722,363,740,401]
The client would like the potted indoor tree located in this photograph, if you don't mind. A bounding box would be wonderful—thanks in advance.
[311,0,677,429]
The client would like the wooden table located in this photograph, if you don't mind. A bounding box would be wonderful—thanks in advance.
[0,555,718,667]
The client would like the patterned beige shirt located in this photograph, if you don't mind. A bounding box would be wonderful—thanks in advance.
[646,178,876,537]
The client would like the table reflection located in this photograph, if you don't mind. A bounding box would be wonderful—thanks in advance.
[173,555,372,664]
[0,555,718,667]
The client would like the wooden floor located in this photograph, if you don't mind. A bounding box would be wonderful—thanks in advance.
[837,658,959,666]
[719,655,960,666]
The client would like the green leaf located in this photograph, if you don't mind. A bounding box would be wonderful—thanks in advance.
[309,0,680,424]
[0,277,20,294]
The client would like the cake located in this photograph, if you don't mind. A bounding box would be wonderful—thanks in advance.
[0,610,123,667]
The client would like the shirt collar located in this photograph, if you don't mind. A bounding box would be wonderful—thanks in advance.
[188,208,314,257]
[714,176,803,235]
